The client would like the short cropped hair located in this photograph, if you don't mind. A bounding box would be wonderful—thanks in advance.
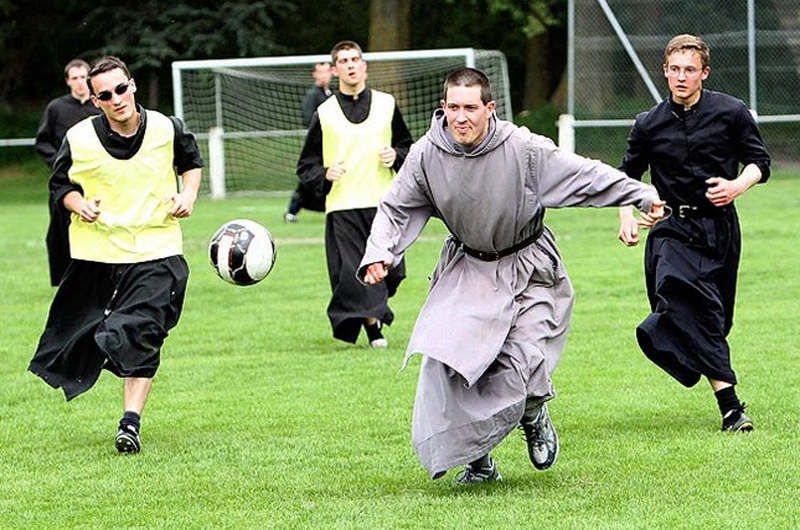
[442,67,493,104]
[87,56,131,95]
[664,34,710,69]
[64,59,90,78]
[331,41,363,63]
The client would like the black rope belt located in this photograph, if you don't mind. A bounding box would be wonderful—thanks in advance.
[453,223,545,262]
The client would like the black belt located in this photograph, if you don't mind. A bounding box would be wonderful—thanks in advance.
[454,223,544,262]
[675,204,730,219]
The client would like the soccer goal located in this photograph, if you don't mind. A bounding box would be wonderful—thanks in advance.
[172,49,512,198]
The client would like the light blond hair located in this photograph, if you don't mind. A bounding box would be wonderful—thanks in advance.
[665,34,710,68]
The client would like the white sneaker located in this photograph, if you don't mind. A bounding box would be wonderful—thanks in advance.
[370,337,388,348]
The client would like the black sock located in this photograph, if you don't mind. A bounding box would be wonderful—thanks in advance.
[469,453,491,469]
[714,386,741,418]
[121,410,141,431]
[364,320,383,342]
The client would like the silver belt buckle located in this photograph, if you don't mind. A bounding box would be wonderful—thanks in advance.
[678,205,696,219]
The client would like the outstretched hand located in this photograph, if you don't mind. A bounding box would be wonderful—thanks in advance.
[363,261,391,284]
[618,205,640,247]
[638,200,666,228]
[618,201,667,247]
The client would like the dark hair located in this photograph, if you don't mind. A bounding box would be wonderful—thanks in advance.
[331,40,363,63]
[63,59,90,78]
[87,56,131,95]
[442,67,493,104]
[664,34,710,68]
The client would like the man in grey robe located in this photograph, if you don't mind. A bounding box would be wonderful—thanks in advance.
[358,68,665,484]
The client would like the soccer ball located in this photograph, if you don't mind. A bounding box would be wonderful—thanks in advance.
[209,219,276,286]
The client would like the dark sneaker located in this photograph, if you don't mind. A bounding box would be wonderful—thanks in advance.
[722,405,754,432]
[454,456,502,485]
[364,321,388,348]
[115,423,141,454]
[519,403,559,470]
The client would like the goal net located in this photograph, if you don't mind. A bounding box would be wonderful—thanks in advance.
[172,49,512,198]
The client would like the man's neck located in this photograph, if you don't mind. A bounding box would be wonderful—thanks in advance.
[674,90,702,110]
[110,110,142,138]
[340,83,366,97]
[71,92,90,104]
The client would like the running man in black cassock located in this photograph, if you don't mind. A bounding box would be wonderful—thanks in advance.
[297,40,413,347]
[35,59,102,286]
[29,56,203,454]
[618,34,770,432]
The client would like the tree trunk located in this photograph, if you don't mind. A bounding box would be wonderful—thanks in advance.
[368,0,410,51]
[523,33,551,111]
[549,70,568,113]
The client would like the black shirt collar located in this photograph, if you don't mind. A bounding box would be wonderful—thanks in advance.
[669,89,704,116]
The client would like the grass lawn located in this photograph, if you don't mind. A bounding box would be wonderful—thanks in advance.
[0,162,797,529]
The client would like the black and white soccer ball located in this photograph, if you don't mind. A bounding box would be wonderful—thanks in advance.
[209,219,276,286]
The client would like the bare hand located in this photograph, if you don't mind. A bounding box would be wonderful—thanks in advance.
[705,177,744,207]
[617,205,640,247]
[638,200,666,228]
[326,161,347,181]
[378,146,396,168]
[166,189,198,218]
[363,261,390,284]
[78,196,101,223]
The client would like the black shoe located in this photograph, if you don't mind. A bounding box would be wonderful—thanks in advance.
[722,404,754,432]
[519,403,559,470]
[115,423,141,454]
[454,456,502,485]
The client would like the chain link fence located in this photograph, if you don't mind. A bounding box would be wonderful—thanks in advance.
[564,0,800,169]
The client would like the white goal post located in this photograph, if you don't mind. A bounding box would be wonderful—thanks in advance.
[172,49,512,198]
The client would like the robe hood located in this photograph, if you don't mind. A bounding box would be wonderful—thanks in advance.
[425,108,517,157]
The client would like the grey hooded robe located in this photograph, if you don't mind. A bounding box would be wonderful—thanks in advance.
[359,110,659,478]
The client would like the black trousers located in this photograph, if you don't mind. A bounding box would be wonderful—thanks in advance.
[324,208,405,343]
[636,208,741,387]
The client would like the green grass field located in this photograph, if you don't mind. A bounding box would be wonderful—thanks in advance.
[1,162,798,529]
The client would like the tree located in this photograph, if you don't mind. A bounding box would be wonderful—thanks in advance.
[483,0,567,111]
[436,0,567,114]
[81,0,294,108]
[0,0,103,107]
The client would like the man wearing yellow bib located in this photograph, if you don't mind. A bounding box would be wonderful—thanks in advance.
[29,56,203,455]
[297,41,413,347]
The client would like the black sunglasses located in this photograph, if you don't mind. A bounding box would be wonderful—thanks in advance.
[96,81,131,102]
